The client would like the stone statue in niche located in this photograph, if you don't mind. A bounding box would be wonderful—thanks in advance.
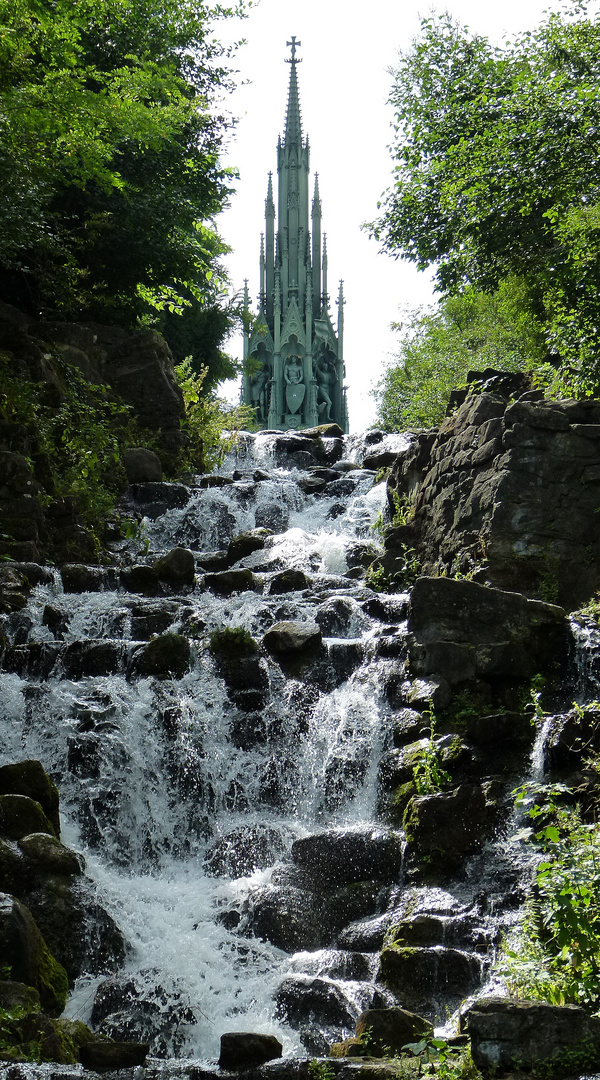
[284,340,305,416]
[315,348,337,422]
[248,342,272,424]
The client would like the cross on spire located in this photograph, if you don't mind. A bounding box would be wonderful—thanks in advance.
[286,36,301,64]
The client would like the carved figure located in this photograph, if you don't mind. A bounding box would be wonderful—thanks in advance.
[284,354,305,414]
[249,344,272,423]
[316,354,336,421]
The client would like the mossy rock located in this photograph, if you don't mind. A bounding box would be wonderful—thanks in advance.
[0,893,68,1016]
[0,839,31,895]
[382,781,417,828]
[0,1010,97,1064]
[18,834,83,877]
[132,633,191,679]
[0,980,41,1014]
[209,627,259,660]
[227,528,271,564]
[0,761,60,836]
[0,796,56,842]
[329,1037,366,1057]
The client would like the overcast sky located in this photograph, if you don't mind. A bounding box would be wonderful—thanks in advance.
[218,0,565,432]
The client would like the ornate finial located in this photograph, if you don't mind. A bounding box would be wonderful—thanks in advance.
[286,36,301,64]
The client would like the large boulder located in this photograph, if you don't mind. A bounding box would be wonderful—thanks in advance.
[379,946,482,1010]
[219,1032,282,1069]
[465,998,600,1075]
[407,576,565,687]
[104,328,185,443]
[0,893,68,1015]
[0,795,56,841]
[355,1007,433,1057]
[123,447,163,483]
[291,828,403,888]
[130,633,191,678]
[387,392,600,608]
[403,784,488,875]
[153,546,196,587]
[0,761,60,836]
[263,621,322,659]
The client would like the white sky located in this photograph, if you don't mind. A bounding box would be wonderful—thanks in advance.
[217,0,565,432]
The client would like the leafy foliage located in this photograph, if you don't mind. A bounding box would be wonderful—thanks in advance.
[372,3,600,393]
[374,282,547,430]
[0,0,243,332]
[501,788,600,1008]
[175,358,255,472]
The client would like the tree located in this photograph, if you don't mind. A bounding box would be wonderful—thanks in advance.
[371,4,600,386]
[374,280,547,430]
[0,0,243,327]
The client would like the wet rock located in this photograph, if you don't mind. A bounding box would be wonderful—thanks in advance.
[79,1040,149,1070]
[62,640,125,678]
[298,476,327,495]
[0,893,68,1015]
[326,478,360,498]
[128,600,180,639]
[0,979,41,1014]
[9,562,53,588]
[362,451,399,471]
[275,976,357,1031]
[18,834,83,877]
[127,481,190,519]
[1,642,62,679]
[0,761,60,836]
[403,784,488,876]
[131,633,191,678]
[408,577,566,686]
[269,569,311,594]
[464,710,533,749]
[544,705,600,771]
[244,885,322,952]
[465,997,600,1074]
[253,469,272,482]
[42,604,68,638]
[362,595,409,623]
[195,549,231,572]
[0,566,32,614]
[153,546,196,587]
[204,569,259,596]
[123,447,163,483]
[219,1032,283,1069]
[315,597,366,637]
[230,713,268,751]
[120,564,160,594]
[402,676,452,712]
[255,502,290,532]
[204,826,287,877]
[302,424,345,438]
[355,1007,433,1057]
[197,473,235,488]
[0,795,56,840]
[291,828,403,888]
[227,529,271,564]
[379,945,481,1009]
[60,564,110,593]
[263,621,322,658]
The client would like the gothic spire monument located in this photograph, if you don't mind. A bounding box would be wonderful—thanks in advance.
[242,38,349,432]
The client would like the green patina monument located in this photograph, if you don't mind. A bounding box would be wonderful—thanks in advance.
[242,38,349,433]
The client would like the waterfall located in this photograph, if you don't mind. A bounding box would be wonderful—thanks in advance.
[0,433,402,1060]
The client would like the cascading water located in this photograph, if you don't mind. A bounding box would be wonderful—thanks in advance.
[0,432,409,1062]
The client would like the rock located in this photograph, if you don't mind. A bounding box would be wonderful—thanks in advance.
[128,599,181,639]
[464,710,533,748]
[127,481,190,519]
[204,826,287,877]
[153,546,196,587]
[0,979,41,1014]
[204,569,259,596]
[219,1032,283,1069]
[197,474,234,488]
[18,834,83,877]
[120,564,160,594]
[269,569,310,593]
[255,502,290,532]
[355,1007,433,1057]
[0,893,68,1015]
[0,795,56,840]
[315,597,367,637]
[131,633,191,678]
[263,621,322,658]
[301,424,345,438]
[379,946,481,1009]
[0,761,60,836]
[60,564,111,593]
[244,884,322,952]
[387,392,600,608]
[408,577,566,686]
[465,997,600,1075]
[403,784,488,875]
[298,476,327,494]
[362,451,399,471]
[227,529,271,564]
[275,976,357,1030]
[62,641,125,679]
[195,549,230,572]
[79,1040,149,1070]
[105,327,184,439]
[123,447,163,483]
[291,828,403,887]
